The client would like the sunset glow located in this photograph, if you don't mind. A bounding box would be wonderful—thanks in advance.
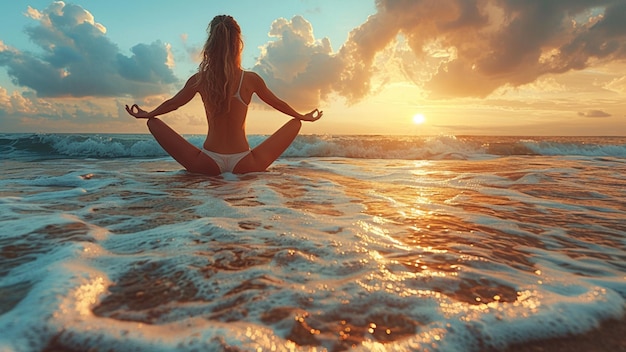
[412,114,426,125]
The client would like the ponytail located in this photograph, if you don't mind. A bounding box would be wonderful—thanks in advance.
[197,15,243,114]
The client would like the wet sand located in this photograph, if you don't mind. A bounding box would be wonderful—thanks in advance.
[504,316,626,352]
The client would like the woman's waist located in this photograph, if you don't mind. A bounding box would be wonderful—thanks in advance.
[202,138,250,154]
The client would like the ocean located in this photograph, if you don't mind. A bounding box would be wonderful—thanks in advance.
[1,133,625,351]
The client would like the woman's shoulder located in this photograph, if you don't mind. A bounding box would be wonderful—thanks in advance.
[183,72,202,86]
[243,70,261,79]
[244,71,266,87]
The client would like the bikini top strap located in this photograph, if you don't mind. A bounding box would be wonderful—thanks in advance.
[236,70,245,94]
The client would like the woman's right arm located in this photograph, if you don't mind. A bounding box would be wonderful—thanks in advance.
[126,74,199,119]
[251,72,322,122]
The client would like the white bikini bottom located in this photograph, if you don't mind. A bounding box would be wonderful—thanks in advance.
[200,148,251,174]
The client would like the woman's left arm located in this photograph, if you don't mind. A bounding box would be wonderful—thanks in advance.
[126,74,199,119]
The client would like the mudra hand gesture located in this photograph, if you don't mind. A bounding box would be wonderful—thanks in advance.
[300,109,323,122]
[125,104,151,119]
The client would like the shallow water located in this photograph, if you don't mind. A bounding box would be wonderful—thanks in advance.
[1,135,625,351]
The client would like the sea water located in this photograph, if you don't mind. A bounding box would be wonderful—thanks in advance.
[0,133,625,351]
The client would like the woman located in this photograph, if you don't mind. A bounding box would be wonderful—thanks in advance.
[126,15,322,175]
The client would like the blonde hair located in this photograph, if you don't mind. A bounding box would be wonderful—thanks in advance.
[197,15,243,114]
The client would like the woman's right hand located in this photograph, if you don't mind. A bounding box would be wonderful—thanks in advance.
[300,109,323,122]
[125,104,151,119]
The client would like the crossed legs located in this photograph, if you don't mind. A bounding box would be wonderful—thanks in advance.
[232,118,301,173]
[146,118,302,175]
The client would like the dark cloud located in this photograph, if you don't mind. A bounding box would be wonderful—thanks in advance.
[578,109,611,118]
[0,2,177,98]
[255,0,626,107]
[356,0,626,99]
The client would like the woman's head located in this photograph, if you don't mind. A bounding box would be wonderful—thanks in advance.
[198,15,244,113]
[204,15,242,68]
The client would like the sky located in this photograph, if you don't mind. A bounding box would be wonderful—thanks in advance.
[1,0,625,136]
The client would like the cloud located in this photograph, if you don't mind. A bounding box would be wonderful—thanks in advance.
[0,85,87,121]
[3,0,626,116]
[578,109,611,118]
[24,6,43,20]
[253,16,341,109]
[181,33,202,65]
[346,0,626,99]
[0,2,177,98]
[605,75,626,93]
[251,14,399,108]
[0,84,148,133]
[255,0,626,106]
[0,87,40,116]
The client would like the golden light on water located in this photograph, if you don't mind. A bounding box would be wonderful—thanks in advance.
[75,276,106,316]
[412,113,426,125]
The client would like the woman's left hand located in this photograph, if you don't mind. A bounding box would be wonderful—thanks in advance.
[125,104,151,119]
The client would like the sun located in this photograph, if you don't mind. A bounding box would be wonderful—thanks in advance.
[412,113,426,125]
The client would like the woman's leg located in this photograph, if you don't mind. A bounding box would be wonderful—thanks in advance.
[233,118,302,173]
[147,118,220,175]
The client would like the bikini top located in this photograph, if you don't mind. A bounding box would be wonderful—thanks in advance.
[233,71,248,106]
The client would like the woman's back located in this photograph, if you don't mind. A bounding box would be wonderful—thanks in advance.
[202,70,251,154]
